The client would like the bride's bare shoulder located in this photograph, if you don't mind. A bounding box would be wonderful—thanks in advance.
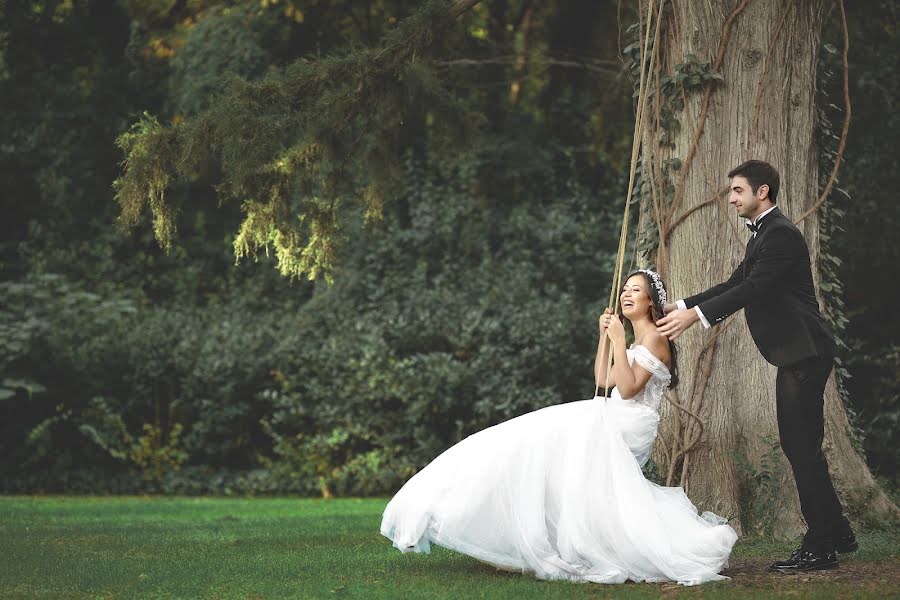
[639,331,671,368]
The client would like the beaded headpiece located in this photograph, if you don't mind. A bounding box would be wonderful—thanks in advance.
[638,268,667,308]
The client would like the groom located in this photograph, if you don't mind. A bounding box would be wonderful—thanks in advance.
[656,160,856,572]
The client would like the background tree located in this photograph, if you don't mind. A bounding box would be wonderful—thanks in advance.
[633,0,895,536]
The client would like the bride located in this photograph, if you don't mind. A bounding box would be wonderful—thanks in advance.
[380,269,737,586]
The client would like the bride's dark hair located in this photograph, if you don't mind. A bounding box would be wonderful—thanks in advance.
[621,269,679,388]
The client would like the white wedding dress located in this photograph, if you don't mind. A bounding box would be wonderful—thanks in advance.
[380,345,738,586]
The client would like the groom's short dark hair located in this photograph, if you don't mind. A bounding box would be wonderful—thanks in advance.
[728,160,780,203]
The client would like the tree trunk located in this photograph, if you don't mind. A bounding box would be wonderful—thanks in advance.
[641,0,897,537]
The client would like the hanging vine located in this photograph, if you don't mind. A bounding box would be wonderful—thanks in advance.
[624,0,747,488]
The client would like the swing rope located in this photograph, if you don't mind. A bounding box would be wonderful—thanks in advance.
[595,0,664,399]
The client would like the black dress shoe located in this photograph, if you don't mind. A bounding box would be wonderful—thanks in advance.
[769,548,838,573]
[834,531,858,553]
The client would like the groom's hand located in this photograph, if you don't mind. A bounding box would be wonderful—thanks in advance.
[656,308,700,340]
[662,302,676,315]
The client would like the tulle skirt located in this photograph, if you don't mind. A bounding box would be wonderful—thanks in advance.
[380,396,738,586]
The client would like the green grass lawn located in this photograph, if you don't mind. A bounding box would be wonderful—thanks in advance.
[0,496,896,599]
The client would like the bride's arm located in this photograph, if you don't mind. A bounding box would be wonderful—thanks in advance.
[605,315,659,399]
[594,335,614,388]
[613,332,669,398]
[609,338,653,399]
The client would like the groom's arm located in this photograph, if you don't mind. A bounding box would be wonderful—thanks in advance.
[658,230,796,339]
[682,261,745,313]
[668,261,746,329]
[659,260,744,332]
[692,227,799,325]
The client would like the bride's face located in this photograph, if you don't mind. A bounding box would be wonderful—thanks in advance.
[620,275,652,320]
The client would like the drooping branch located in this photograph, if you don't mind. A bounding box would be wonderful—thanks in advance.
[114,0,482,281]
[436,55,623,76]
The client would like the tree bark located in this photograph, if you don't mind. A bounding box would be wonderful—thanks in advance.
[643,0,897,536]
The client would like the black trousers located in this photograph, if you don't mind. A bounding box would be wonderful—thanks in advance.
[775,355,851,552]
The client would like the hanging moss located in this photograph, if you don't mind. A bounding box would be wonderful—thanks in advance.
[113,0,480,280]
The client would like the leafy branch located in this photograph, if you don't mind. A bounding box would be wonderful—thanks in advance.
[114,0,482,281]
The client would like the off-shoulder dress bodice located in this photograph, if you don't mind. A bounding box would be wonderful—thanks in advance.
[614,344,671,413]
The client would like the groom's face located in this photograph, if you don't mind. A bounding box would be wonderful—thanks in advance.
[728,176,768,220]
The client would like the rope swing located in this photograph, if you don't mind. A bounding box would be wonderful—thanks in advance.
[595,0,665,399]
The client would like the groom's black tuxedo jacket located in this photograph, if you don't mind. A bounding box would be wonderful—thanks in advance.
[683,207,836,367]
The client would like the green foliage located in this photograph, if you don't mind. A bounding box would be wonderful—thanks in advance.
[816,23,899,476]
[845,342,900,479]
[254,154,621,496]
[0,273,279,491]
[2,0,636,496]
[114,0,481,280]
[80,400,189,484]
[0,0,135,284]
[733,436,787,537]
[818,0,900,481]
[2,0,897,500]
[261,420,409,497]
[641,458,664,486]
[622,20,723,148]
[816,39,866,459]
[168,4,282,118]
[654,55,722,147]
[2,149,622,496]
[114,114,177,249]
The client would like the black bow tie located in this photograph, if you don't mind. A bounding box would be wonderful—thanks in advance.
[746,221,759,234]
